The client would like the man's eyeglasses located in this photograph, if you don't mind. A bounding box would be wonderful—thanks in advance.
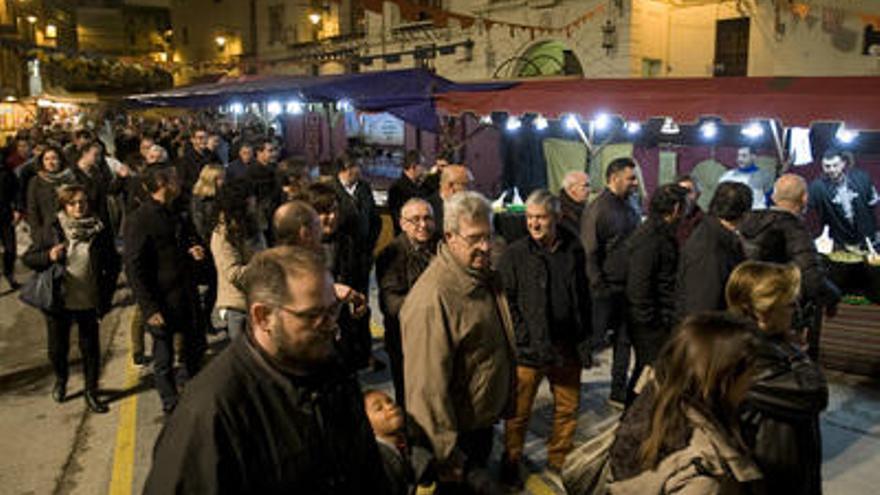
[403,215,434,225]
[274,302,343,325]
[453,231,493,247]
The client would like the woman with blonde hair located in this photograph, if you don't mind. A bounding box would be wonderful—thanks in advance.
[190,164,225,241]
[726,261,827,495]
[608,312,763,494]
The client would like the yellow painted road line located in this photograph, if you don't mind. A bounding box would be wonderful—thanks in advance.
[109,312,140,495]
[525,473,559,495]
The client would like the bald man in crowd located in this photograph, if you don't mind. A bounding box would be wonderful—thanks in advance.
[426,164,473,234]
[739,173,841,360]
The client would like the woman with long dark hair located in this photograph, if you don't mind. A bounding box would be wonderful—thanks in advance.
[26,146,77,232]
[726,261,827,495]
[211,178,265,339]
[23,184,120,413]
[608,312,763,494]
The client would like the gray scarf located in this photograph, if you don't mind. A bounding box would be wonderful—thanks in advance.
[44,167,77,186]
[58,212,104,242]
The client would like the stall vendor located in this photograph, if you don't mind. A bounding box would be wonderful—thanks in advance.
[808,149,880,249]
[718,146,775,210]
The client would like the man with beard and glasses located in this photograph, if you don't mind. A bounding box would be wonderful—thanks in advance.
[144,246,390,494]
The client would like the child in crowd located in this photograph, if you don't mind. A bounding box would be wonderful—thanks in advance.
[364,389,434,495]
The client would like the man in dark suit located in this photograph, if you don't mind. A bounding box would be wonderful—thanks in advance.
[124,166,207,414]
[332,155,381,296]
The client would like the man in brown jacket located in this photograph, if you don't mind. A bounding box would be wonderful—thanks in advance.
[401,191,516,490]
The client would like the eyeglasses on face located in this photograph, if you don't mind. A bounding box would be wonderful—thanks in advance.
[453,231,493,247]
[403,215,434,225]
[274,301,343,324]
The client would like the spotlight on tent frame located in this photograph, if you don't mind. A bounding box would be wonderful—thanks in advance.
[660,117,680,135]
[336,99,353,112]
[479,114,493,125]
[741,122,764,139]
[700,121,719,140]
[592,113,611,131]
[533,115,549,131]
[286,100,304,114]
[506,115,522,132]
[230,102,244,114]
[835,124,859,144]
[267,101,282,115]
[564,114,580,131]
[625,121,642,135]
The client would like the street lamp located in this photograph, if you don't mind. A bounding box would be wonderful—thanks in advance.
[308,13,321,25]
[215,35,227,49]
[25,15,37,24]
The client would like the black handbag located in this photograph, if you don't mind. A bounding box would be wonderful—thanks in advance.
[19,263,65,313]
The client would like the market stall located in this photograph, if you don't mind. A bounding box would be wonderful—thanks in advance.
[436,75,880,375]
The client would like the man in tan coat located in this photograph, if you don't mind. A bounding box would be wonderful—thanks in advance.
[400,191,516,490]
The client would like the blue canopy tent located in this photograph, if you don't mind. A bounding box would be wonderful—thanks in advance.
[125,69,514,133]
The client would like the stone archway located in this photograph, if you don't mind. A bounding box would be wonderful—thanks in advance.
[493,39,584,79]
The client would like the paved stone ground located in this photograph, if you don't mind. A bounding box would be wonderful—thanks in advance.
[1,263,879,494]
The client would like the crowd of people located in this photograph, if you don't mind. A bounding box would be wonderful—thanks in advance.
[1,114,876,495]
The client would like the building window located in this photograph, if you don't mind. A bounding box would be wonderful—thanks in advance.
[714,18,750,77]
[268,4,284,45]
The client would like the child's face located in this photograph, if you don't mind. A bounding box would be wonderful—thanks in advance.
[365,391,404,436]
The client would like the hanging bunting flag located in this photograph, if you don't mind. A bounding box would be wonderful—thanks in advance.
[822,7,845,33]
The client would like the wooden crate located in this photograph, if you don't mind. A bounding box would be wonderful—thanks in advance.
[820,303,880,377]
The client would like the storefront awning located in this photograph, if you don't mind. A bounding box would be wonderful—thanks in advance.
[435,76,880,129]
[126,69,514,132]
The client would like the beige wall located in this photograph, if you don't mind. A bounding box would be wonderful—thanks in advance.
[361,0,629,79]
[170,0,251,65]
[632,0,880,78]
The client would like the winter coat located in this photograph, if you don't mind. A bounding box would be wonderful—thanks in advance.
[22,218,120,317]
[609,387,763,495]
[558,188,585,237]
[676,216,745,319]
[741,333,827,495]
[376,233,436,338]
[738,208,840,308]
[333,177,381,289]
[190,194,218,242]
[211,223,261,312]
[400,244,516,461]
[580,189,640,295]
[26,174,62,231]
[143,335,391,494]
[626,217,679,351]
[123,198,201,319]
[497,228,592,367]
[0,166,19,218]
